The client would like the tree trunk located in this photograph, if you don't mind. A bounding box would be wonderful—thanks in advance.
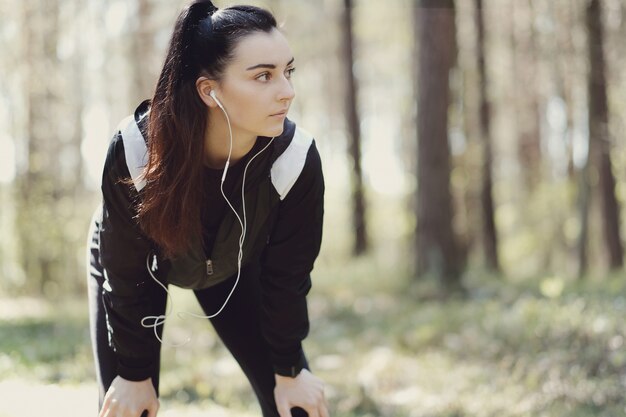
[131,0,154,102]
[510,0,542,191]
[17,0,62,294]
[474,0,499,272]
[414,0,462,290]
[585,0,623,270]
[577,162,591,278]
[342,0,368,256]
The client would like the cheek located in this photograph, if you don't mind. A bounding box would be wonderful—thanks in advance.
[231,89,268,121]
[221,79,277,127]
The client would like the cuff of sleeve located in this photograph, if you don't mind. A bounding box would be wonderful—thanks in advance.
[116,355,156,381]
[271,345,307,377]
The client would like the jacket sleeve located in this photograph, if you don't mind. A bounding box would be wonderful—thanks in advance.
[259,140,325,376]
[98,131,166,381]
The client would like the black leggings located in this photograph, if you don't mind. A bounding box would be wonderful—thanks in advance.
[87,218,309,417]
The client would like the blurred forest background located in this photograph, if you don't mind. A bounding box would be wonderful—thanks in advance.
[1,0,626,416]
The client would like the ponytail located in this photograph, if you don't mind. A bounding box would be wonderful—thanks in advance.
[137,1,277,258]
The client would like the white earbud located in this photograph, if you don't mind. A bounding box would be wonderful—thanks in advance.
[209,90,224,111]
[209,89,230,182]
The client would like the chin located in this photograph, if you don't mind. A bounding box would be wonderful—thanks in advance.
[264,125,285,137]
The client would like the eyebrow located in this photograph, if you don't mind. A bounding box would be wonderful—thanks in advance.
[246,57,295,71]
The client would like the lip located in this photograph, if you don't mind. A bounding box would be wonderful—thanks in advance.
[270,110,288,117]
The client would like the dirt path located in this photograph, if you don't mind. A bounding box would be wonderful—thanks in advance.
[0,378,258,417]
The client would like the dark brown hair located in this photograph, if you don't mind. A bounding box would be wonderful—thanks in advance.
[139,0,277,258]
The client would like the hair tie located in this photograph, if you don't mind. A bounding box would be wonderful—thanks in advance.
[197,2,218,38]
[198,16,214,38]
[180,1,219,80]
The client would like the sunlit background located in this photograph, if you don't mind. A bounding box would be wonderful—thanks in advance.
[1,0,626,416]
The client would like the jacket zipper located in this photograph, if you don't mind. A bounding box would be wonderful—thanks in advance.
[206,259,214,275]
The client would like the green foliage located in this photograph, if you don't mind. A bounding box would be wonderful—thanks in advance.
[308,259,626,417]
[3,266,626,416]
[0,300,93,383]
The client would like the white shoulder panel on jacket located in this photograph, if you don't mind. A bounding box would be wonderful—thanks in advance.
[271,126,314,200]
[119,115,148,192]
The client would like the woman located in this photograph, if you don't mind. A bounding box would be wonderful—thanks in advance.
[86,1,328,416]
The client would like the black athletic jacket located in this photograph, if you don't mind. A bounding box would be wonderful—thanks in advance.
[96,100,324,381]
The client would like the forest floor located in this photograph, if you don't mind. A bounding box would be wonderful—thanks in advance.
[1,256,626,417]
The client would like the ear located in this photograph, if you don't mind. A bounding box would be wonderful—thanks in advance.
[196,76,219,108]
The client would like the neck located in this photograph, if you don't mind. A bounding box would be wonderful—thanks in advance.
[204,108,257,169]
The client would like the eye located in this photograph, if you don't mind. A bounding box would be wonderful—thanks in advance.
[255,67,296,82]
[256,72,271,82]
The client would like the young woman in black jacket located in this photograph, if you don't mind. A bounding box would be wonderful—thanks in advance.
[86,2,328,416]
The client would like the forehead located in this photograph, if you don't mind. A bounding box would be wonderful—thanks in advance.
[229,29,293,69]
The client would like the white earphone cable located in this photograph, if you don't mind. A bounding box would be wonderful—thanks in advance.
[141,93,275,342]
[179,99,275,320]
[140,254,191,347]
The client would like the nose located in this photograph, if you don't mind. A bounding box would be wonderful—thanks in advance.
[277,74,295,102]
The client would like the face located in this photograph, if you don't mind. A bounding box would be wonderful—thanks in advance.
[205,28,296,138]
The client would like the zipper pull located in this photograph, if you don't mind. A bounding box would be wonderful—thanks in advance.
[206,259,214,275]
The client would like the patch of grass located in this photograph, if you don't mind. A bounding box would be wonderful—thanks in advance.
[3,252,626,416]
[305,252,626,417]
[0,300,93,383]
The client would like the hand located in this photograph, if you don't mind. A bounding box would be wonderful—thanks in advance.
[274,369,329,417]
[99,376,159,417]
